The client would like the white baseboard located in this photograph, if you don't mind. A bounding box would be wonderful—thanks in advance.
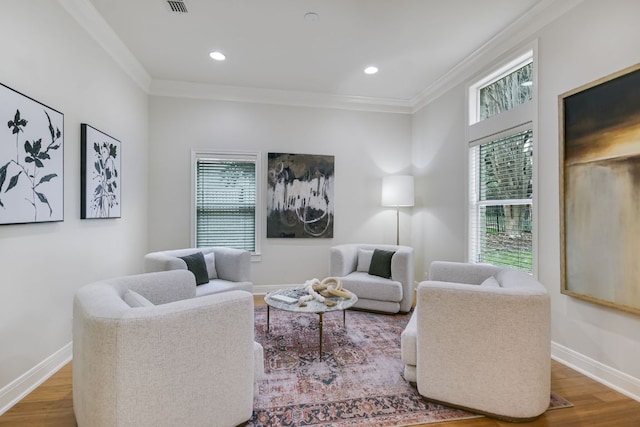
[0,342,72,416]
[253,284,299,295]
[552,341,640,402]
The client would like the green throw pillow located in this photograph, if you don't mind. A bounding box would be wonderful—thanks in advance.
[368,249,395,279]
[179,252,209,285]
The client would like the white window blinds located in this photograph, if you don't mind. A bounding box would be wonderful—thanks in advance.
[195,157,256,251]
[469,128,533,273]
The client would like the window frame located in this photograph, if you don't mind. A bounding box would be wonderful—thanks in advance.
[466,43,538,276]
[190,149,262,261]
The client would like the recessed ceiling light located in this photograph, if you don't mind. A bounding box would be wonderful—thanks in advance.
[209,51,226,61]
[364,66,379,75]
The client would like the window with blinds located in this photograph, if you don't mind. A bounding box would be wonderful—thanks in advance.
[195,155,257,252]
[469,129,533,273]
[468,48,535,274]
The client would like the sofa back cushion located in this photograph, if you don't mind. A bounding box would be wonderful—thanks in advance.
[203,251,218,279]
[180,252,210,285]
[356,249,374,272]
[479,276,501,287]
[368,249,396,279]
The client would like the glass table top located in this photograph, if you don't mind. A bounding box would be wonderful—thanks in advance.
[265,286,358,313]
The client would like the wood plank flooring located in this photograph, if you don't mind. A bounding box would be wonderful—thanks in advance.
[2,296,639,426]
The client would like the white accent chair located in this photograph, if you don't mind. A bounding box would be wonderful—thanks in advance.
[73,270,264,427]
[144,246,252,296]
[329,244,414,313]
[401,261,550,421]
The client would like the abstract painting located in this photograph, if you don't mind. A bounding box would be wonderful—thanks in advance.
[0,83,64,225]
[81,124,121,219]
[560,64,640,315]
[267,152,334,238]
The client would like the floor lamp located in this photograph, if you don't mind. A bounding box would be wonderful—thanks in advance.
[381,175,414,245]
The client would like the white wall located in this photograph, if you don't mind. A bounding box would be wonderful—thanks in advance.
[411,86,468,280]
[412,0,640,398]
[148,96,412,285]
[537,0,640,394]
[0,0,148,407]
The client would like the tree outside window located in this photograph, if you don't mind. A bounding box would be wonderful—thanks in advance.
[469,52,535,273]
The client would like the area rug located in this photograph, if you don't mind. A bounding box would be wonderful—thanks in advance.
[245,306,571,427]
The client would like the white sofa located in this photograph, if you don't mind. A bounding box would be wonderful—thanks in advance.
[144,246,252,296]
[401,261,550,421]
[329,244,414,313]
[73,270,264,427]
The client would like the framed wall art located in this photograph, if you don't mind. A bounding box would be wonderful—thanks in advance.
[560,63,640,315]
[267,152,334,238]
[81,124,121,219]
[0,83,64,225]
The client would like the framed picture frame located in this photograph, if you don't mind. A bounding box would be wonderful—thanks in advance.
[0,82,64,225]
[559,63,640,315]
[81,124,121,219]
[266,152,334,238]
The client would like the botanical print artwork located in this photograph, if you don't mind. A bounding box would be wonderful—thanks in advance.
[0,83,64,225]
[561,64,640,315]
[81,124,121,219]
[267,152,334,238]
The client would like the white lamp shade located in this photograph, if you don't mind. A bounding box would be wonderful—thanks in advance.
[381,175,414,207]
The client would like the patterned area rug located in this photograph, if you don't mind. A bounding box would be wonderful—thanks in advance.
[245,306,571,427]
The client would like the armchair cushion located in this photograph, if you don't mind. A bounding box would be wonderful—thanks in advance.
[123,290,154,307]
[203,252,218,279]
[368,249,395,279]
[480,276,500,287]
[179,252,209,285]
[356,249,374,272]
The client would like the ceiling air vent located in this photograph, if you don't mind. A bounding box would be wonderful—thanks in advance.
[166,0,188,13]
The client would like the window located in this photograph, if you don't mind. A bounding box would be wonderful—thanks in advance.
[192,151,260,255]
[468,49,535,273]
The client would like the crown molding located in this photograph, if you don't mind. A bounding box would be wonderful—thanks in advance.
[149,80,413,114]
[57,0,152,92]
[57,0,410,113]
[410,0,585,113]
[58,0,583,114]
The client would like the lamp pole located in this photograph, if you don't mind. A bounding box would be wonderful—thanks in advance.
[395,206,400,246]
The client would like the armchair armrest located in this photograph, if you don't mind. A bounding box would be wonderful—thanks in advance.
[111,270,196,305]
[428,261,503,284]
[144,253,187,274]
[213,247,251,282]
[329,244,359,277]
[391,247,414,312]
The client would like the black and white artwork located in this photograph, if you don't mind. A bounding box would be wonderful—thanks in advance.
[81,124,121,219]
[0,83,64,225]
[267,152,334,238]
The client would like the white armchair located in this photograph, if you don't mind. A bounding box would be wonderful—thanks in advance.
[329,243,414,313]
[144,246,252,296]
[73,270,264,427]
[401,261,550,421]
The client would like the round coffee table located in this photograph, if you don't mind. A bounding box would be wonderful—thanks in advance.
[264,286,358,358]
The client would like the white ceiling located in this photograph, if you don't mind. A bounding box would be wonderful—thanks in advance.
[84,0,545,107]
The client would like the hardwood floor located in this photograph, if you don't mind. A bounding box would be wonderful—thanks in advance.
[2,297,639,426]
